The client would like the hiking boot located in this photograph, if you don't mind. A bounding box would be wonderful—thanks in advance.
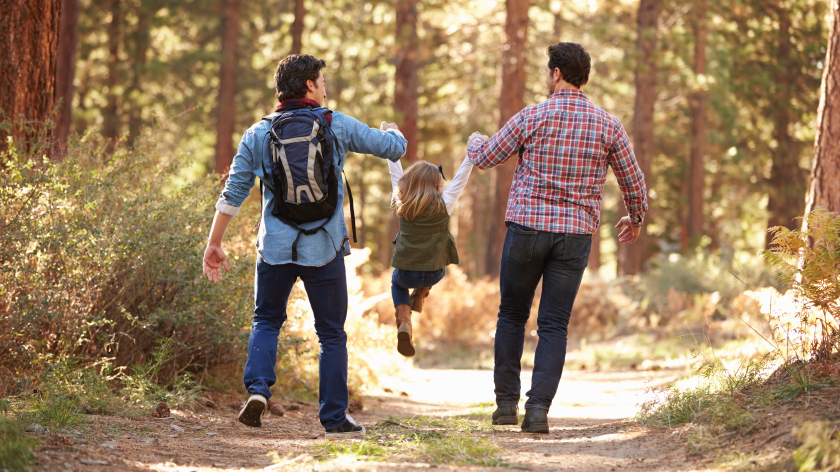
[492,405,519,425]
[409,287,431,313]
[237,394,266,427]
[325,415,365,438]
[395,304,415,357]
[521,408,549,434]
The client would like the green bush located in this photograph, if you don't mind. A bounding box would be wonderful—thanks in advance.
[0,118,254,394]
[794,421,840,472]
[0,416,37,471]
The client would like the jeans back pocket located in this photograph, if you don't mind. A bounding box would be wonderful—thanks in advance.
[563,234,592,269]
[506,226,538,264]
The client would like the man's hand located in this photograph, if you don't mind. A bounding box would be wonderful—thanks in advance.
[615,216,642,244]
[203,244,230,283]
[468,132,489,145]
[380,121,400,132]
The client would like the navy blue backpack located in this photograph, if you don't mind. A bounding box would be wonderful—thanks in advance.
[259,107,356,261]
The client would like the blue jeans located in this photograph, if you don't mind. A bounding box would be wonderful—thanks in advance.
[243,255,349,430]
[391,268,446,307]
[494,224,591,411]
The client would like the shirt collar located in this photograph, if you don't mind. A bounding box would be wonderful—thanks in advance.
[275,98,321,111]
[550,88,588,100]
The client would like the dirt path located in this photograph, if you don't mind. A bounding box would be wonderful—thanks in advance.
[32,366,721,471]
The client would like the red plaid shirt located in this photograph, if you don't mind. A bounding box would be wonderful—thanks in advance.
[467,89,648,234]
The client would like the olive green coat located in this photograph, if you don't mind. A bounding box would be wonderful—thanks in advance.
[391,207,459,271]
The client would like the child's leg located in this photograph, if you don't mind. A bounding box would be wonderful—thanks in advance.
[391,269,418,357]
[390,269,411,308]
[409,269,446,312]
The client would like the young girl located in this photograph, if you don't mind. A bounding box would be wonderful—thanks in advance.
[387,150,474,357]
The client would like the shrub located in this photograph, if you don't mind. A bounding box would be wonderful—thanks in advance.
[764,208,840,364]
[0,416,37,471]
[794,421,840,472]
[0,118,254,394]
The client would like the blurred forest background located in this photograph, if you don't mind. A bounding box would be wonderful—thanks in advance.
[4,0,835,277]
[2,0,840,402]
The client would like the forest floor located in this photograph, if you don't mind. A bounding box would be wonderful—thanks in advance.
[26,364,738,472]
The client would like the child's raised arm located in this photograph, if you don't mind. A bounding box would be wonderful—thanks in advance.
[441,156,474,214]
[388,158,404,193]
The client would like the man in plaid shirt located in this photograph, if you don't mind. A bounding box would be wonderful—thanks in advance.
[467,42,648,434]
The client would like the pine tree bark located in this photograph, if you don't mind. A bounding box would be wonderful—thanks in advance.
[485,0,529,277]
[395,0,419,162]
[687,0,707,245]
[291,0,305,55]
[55,0,80,154]
[766,6,806,243]
[618,0,658,277]
[804,0,840,215]
[127,4,150,146]
[0,0,61,153]
[215,0,241,176]
[588,229,601,271]
[103,0,121,154]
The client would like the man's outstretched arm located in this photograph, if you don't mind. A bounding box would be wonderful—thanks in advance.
[467,111,525,170]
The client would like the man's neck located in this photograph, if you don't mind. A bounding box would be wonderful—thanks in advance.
[553,83,580,94]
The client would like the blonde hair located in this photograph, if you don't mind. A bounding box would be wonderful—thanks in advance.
[393,161,445,221]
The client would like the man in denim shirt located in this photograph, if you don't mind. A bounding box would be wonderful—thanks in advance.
[202,55,406,437]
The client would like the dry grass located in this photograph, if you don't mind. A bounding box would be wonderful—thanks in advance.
[361,268,628,360]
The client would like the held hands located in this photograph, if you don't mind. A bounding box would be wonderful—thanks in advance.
[203,244,230,283]
[615,216,642,244]
[468,132,489,145]
[380,121,400,132]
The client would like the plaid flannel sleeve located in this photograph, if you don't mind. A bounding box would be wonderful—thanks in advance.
[607,121,648,227]
[467,111,525,170]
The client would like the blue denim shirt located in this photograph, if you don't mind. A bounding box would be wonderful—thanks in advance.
[215,111,407,266]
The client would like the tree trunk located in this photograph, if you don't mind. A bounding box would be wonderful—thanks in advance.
[618,0,658,277]
[127,4,150,146]
[291,0,305,55]
[55,0,80,154]
[0,0,60,152]
[804,0,840,215]
[215,0,241,177]
[103,0,121,154]
[588,228,601,271]
[687,0,706,246]
[766,6,806,242]
[553,2,562,41]
[485,0,529,277]
[395,0,419,162]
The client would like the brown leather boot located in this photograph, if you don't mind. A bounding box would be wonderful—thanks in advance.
[409,287,431,313]
[395,304,414,357]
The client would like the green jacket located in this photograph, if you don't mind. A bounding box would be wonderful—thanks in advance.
[391,207,459,271]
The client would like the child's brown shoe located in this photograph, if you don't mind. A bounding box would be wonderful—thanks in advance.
[395,304,414,357]
[409,287,431,313]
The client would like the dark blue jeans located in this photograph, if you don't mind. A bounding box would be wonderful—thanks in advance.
[243,255,349,430]
[391,268,446,307]
[494,224,591,411]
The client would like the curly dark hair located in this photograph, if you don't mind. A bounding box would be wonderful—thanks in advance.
[547,43,591,88]
[274,54,327,102]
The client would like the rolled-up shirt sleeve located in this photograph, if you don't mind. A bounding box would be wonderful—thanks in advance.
[608,121,648,226]
[215,130,257,216]
[467,111,525,170]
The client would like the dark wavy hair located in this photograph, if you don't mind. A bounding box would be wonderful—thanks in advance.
[274,54,327,101]
[547,42,591,88]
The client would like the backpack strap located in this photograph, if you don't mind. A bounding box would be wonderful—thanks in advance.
[342,170,357,244]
